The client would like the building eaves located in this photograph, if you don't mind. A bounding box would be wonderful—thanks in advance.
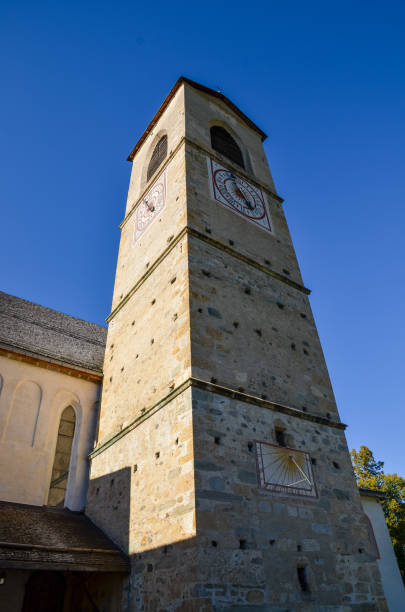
[359,487,387,500]
[0,501,128,572]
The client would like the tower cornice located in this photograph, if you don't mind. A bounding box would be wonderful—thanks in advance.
[106,225,310,324]
[0,346,102,382]
[89,377,346,461]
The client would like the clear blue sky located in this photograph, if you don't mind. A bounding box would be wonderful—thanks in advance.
[1,2,404,474]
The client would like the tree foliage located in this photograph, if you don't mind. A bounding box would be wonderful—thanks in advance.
[351,445,405,582]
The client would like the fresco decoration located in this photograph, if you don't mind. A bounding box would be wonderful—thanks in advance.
[255,441,317,498]
[207,157,272,233]
[133,171,167,244]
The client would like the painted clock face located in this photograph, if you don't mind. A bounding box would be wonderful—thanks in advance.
[255,441,317,499]
[207,158,272,233]
[133,171,166,244]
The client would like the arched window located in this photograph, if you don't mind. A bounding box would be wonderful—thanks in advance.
[47,406,76,507]
[5,380,41,446]
[365,514,380,559]
[210,126,244,169]
[147,135,167,182]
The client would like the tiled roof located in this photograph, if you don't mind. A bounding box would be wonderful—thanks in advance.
[0,501,128,572]
[0,291,107,374]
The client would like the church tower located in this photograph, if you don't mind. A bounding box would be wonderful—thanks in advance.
[87,78,387,610]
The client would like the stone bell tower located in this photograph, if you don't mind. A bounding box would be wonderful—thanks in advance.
[87,78,387,610]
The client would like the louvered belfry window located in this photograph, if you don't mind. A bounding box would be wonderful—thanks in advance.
[210,126,244,169]
[147,135,168,182]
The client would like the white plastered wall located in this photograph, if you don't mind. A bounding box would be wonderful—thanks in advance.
[361,495,405,611]
[0,355,100,510]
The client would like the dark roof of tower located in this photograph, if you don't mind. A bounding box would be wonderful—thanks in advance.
[0,501,129,572]
[127,76,267,162]
[0,291,107,376]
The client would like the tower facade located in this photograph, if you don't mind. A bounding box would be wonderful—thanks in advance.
[87,78,387,610]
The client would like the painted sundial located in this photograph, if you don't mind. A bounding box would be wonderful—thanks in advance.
[207,158,272,233]
[255,441,317,498]
[133,171,166,244]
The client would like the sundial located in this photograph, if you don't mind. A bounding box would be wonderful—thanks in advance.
[255,441,317,499]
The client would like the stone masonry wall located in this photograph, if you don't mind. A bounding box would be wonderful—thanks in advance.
[184,84,276,194]
[87,388,198,610]
[87,80,388,610]
[188,235,338,421]
[183,84,304,290]
[191,388,387,611]
[88,384,387,611]
[97,238,191,441]
[98,83,190,442]
[124,85,185,219]
[111,141,187,315]
[87,82,199,608]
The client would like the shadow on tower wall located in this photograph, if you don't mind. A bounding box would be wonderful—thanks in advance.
[86,465,203,611]
[86,467,132,554]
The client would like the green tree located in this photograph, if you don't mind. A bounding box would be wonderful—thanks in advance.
[351,446,405,582]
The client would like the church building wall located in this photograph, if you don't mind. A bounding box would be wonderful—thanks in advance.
[0,354,100,510]
[361,494,405,611]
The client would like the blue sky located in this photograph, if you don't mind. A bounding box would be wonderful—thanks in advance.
[1,1,404,474]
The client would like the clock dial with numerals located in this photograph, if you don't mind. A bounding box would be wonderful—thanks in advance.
[133,171,166,244]
[208,158,272,233]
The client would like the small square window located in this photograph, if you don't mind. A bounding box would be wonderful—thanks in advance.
[365,515,380,559]
[275,428,287,447]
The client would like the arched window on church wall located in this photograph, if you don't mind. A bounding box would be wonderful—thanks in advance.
[5,380,41,446]
[47,406,76,507]
[147,135,167,182]
[210,126,245,169]
[365,514,380,559]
